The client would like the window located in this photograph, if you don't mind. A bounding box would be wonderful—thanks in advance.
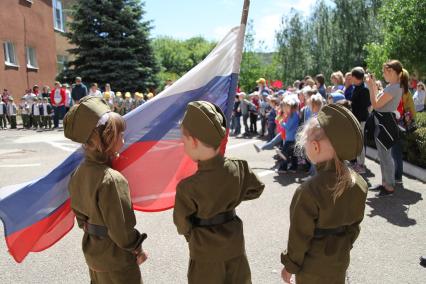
[56,55,68,74]
[26,47,38,69]
[3,42,18,66]
[53,0,65,31]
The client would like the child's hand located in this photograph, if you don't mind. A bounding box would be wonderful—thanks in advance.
[281,267,292,283]
[136,251,148,265]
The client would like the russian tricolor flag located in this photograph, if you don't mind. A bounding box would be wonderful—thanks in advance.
[0,26,245,263]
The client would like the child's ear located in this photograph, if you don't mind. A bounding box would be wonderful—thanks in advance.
[312,140,320,154]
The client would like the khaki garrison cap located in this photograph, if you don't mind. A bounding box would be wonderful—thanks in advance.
[63,96,111,143]
[181,101,227,149]
[317,104,363,161]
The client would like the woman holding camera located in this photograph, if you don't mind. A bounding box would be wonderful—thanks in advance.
[366,60,407,196]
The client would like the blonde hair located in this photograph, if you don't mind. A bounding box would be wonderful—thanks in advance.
[84,112,126,163]
[296,117,355,203]
[331,71,345,85]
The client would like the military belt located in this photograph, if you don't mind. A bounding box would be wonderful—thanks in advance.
[83,222,108,238]
[191,210,237,227]
[313,226,347,239]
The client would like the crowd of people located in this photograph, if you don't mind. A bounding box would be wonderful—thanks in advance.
[231,60,425,197]
[0,77,156,131]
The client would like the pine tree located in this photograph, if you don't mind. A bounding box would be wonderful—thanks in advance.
[58,0,159,92]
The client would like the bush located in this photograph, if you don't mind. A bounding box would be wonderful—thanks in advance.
[415,112,426,128]
[405,127,426,168]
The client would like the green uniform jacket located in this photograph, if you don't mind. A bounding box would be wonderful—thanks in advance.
[281,160,368,277]
[173,155,265,262]
[68,151,145,272]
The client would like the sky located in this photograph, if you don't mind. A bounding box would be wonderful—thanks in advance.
[144,0,322,52]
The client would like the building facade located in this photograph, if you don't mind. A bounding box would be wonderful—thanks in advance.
[0,0,74,100]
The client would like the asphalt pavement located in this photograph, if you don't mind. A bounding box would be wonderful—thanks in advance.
[0,129,425,284]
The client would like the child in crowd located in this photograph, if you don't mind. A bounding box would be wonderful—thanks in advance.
[266,97,278,141]
[281,104,368,284]
[31,97,42,130]
[19,97,30,129]
[350,67,371,174]
[0,99,7,129]
[114,91,123,114]
[64,96,148,283]
[249,93,259,135]
[259,92,270,137]
[134,92,145,108]
[174,101,264,284]
[123,92,134,115]
[7,97,17,129]
[41,97,53,130]
[253,100,287,152]
[231,95,242,136]
[278,97,300,173]
[330,71,345,93]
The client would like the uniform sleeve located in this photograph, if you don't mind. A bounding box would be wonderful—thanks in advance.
[281,186,318,274]
[173,181,197,241]
[98,172,144,253]
[347,222,361,247]
[242,161,265,201]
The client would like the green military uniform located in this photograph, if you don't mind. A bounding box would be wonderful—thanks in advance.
[281,104,368,284]
[174,101,265,284]
[64,96,146,284]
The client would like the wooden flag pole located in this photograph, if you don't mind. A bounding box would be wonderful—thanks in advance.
[240,0,250,26]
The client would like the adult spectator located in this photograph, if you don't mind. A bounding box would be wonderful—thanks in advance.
[350,67,371,174]
[315,74,326,98]
[71,77,88,104]
[239,92,252,136]
[33,85,40,97]
[413,82,425,112]
[103,83,115,98]
[392,69,416,185]
[50,81,66,129]
[89,83,102,97]
[344,72,354,101]
[366,60,405,196]
[330,71,345,92]
[2,89,10,103]
[63,83,72,113]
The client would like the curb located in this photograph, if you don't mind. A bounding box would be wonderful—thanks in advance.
[365,146,426,183]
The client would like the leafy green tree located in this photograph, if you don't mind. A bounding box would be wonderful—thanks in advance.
[276,10,310,85]
[58,0,159,92]
[365,0,426,77]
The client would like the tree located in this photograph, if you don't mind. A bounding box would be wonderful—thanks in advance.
[365,0,426,77]
[276,10,310,85]
[58,0,159,92]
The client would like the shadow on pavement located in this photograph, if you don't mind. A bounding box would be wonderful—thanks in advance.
[366,187,423,227]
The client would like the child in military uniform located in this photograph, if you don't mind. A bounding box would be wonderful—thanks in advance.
[19,97,30,129]
[41,97,53,130]
[280,104,368,284]
[174,101,265,284]
[7,97,17,129]
[31,97,42,130]
[123,92,134,114]
[63,96,148,284]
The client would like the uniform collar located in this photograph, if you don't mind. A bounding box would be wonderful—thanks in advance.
[315,159,337,172]
[85,150,110,165]
[198,154,224,171]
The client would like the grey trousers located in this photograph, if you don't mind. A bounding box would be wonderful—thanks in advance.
[374,118,395,187]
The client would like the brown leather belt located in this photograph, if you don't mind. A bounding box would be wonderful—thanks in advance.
[191,210,237,227]
[83,222,108,238]
[313,226,347,239]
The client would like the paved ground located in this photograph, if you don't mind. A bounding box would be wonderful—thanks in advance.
[0,129,425,284]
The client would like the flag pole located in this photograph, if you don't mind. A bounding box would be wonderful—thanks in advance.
[231,0,250,74]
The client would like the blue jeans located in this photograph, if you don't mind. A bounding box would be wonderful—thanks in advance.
[261,134,282,150]
[232,115,241,135]
[279,141,297,171]
[391,139,403,181]
[267,123,276,142]
[53,105,66,128]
